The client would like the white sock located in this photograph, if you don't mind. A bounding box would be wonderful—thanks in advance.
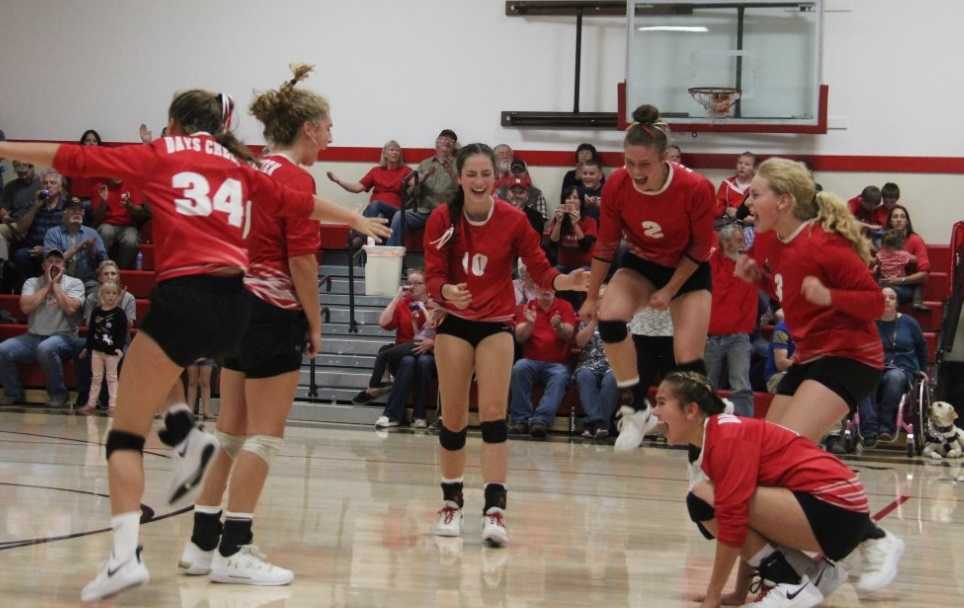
[166,402,191,416]
[617,377,640,389]
[224,511,253,521]
[747,543,776,568]
[110,511,140,564]
[194,504,221,515]
[441,477,464,485]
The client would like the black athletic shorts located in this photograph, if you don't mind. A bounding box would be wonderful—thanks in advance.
[794,492,873,561]
[140,275,251,368]
[617,250,712,297]
[223,291,309,379]
[436,314,512,348]
[775,356,882,413]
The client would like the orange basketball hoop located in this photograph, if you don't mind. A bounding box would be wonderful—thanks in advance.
[688,86,742,118]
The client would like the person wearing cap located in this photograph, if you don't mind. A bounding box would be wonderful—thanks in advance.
[44,197,107,292]
[0,248,85,407]
[11,169,67,282]
[503,175,544,236]
[0,161,42,282]
[496,158,547,221]
[387,129,459,246]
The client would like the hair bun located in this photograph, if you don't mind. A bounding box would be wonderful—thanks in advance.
[632,104,660,125]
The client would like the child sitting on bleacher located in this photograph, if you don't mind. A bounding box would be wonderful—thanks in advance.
[78,281,127,415]
[875,229,924,307]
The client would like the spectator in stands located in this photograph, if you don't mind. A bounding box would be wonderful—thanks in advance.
[880,182,902,213]
[493,144,515,190]
[327,140,412,224]
[497,158,548,221]
[187,359,217,419]
[74,260,136,409]
[574,295,618,439]
[80,129,102,146]
[356,269,436,430]
[858,287,928,447]
[387,129,459,246]
[875,229,924,308]
[764,314,795,394]
[885,204,930,308]
[663,144,682,164]
[505,175,545,236]
[561,143,600,194]
[44,198,107,292]
[513,263,538,305]
[93,179,147,269]
[716,151,755,218]
[12,170,67,282]
[545,186,597,280]
[848,185,887,233]
[77,280,127,415]
[69,130,106,201]
[704,223,756,416]
[509,287,577,438]
[0,249,85,406]
[0,161,41,273]
[577,158,605,220]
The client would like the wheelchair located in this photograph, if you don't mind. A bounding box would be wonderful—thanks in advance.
[836,371,931,457]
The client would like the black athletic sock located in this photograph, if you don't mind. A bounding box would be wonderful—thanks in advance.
[219,514,253,557]
[863,522,886,540]
[758,551,802,586]
[190,508,223,551]
[441,480,464,508]
[618,385,644,412]
[157,406,195,447]
[483,483,507,513]
[674,359,707,376]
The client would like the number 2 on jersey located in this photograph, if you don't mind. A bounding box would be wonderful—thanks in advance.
[172,172,246,228]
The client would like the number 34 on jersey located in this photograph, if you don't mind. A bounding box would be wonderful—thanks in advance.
[172,171,252,238]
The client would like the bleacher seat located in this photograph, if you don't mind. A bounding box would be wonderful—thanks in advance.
[139,244,155,271]
[120,271,156,299]
[320,224,351,250]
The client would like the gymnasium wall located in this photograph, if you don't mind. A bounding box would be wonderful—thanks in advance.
[1,0,962,242]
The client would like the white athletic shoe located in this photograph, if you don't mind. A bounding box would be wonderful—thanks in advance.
[481,508,509,548]
[614,405,658,451]
[745,574,824,608]
[80,546,150,602]
[374,415,399,429]
[412,418,428,429]
[433,501,463,537]
[209,545,294,586]
[856,529,905,592]
[167,427,219,506]
[178,540,215,575]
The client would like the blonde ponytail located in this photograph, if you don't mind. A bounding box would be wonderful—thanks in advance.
[812,190,873,265]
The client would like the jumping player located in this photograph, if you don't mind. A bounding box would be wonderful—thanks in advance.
[0,89,390,602]
[581,104,715,450]
[423,143,587,547]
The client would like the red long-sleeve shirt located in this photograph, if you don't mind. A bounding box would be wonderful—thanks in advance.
[709,247,758,336]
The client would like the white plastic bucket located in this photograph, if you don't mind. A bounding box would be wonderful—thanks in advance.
[363,245,406,297]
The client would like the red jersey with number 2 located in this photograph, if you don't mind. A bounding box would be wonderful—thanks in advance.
[53,134,316,282]
[594,163,716,267]
[750,222,884,368]
[423,199,561,323]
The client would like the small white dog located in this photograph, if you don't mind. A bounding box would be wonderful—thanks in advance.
[923,401,964,460]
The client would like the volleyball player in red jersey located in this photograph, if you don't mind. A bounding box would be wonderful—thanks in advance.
[423,143,587,546]
[732,157,903,598]
[653,372,877,608]
[173,65,331,585]
[581,105,716,450]
[0,89,390,602]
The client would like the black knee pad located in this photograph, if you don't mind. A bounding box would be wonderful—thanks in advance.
[105,430,146,460]
[480,420,507,444]
[598,320,629,343]
[675,359,707,376]
[438,423,467,451]
[687,492,716,540]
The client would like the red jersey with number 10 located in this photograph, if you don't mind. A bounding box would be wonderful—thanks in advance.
[750,222,884,368]
[424,199,560,322]
[698,414,869,547]
[594,163,716,267]
[53,134,316,282]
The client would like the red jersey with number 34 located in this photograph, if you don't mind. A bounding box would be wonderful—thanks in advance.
[749,222,884,368]
[423,199,560,322]
[594,163,716,267]
[53,134,316,282]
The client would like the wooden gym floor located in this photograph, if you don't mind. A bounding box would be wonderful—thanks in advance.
[0,410,961,607]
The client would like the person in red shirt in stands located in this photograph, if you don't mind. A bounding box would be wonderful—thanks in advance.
[93,179,149,268]
[884,204,930,308]
[69,129,106,203]
[327,139,412,224]
[737,157,904,597]
[545,186,597,272]
[653,372,876,608]
[0,86,390,602]
[705,223,758,417]
[582,104,716,451]
[509,287,578,438]
[847,185,888,233]
[423,143,587,547]
[715,151,755,218]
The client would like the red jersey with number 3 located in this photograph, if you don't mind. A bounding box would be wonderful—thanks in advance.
[424,199,561,322]
[53,134,316,282]
[594,163,716,267]
[750,222,884,368]
[243,154,321,311]
[697,414,869,547]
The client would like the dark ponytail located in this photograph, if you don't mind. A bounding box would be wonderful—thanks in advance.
[624,104,670,152]
[662,371,727,416]
[168,89,255,164]
[445,143,496,242]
